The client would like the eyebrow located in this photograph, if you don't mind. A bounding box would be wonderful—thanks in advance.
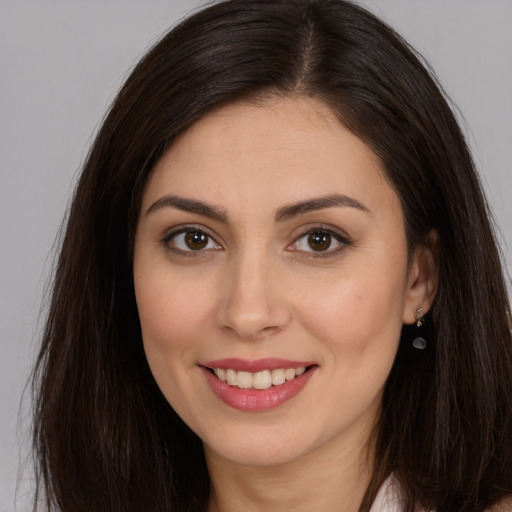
[146,195,229,223]
[275,193,370,221]
[145,192,370,223]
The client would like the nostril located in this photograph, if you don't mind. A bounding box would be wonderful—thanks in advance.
[220,321,286,342]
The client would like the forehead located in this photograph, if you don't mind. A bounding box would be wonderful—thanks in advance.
[142,96,399,219]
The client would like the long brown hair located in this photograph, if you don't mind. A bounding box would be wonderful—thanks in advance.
[32,1,512,511]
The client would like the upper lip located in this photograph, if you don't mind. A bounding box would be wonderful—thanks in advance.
[201,358,315,372]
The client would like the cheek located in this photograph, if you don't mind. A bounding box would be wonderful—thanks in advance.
[133,265,218,420]
[294,260,407,359]
[293,266,406,425]
[134,264,213,365]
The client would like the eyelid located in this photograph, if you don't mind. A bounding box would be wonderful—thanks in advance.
[287,224,352,257]
[160,224,223,255]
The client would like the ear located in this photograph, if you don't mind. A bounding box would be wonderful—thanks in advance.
[402,230,439,325]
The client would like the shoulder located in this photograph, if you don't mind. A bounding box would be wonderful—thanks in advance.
[369,475,404,512]
[487,497,512,512]
[371,476,512,512]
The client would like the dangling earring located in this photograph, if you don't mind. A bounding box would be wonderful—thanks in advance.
[415,307,424,327]
[412,307,427,350]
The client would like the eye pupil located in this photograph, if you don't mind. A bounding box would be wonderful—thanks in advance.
[185,231,208,250]
[308,232,331,251]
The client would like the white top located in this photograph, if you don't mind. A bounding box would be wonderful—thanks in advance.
[369,476,403,512]
[369,476,435,511]
[369,477,512,511]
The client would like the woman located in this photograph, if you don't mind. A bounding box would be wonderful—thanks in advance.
[31,0,512,511]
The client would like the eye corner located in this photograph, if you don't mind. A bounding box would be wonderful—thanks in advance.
[160,225,223,257]
[287,225,353,258]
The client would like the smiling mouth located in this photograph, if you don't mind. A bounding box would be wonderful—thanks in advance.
[202,361,317,410]
[211,366,311,390]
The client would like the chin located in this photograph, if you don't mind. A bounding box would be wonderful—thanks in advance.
[206,439,307,468]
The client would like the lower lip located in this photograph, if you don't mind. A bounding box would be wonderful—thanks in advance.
[201,366,316,411]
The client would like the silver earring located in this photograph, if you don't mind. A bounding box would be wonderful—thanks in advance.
[412,307,427,350]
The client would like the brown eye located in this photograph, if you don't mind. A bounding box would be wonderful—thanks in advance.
[289,227,350,257]
[164,228,220,254]
[185,231,209,250]
[307,232,332,252]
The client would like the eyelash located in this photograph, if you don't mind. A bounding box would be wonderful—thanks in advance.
[161,225,221,257]
[288,225,352,258]
[160,224,352,258]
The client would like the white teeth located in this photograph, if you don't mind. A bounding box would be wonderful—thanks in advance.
[213,366,308,389]
[237,371,253,389]
[271,368,285,386]
[226,369,237,386]
[253,370,272,390]
[284,368,296,381]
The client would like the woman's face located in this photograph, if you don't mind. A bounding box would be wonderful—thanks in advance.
[133,97,432,469]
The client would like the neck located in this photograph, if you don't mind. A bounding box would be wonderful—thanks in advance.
[205,424,375,512]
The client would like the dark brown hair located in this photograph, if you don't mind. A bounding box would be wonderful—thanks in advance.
[32,1,512,511]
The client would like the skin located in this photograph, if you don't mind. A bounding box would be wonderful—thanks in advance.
[133,96,437,511]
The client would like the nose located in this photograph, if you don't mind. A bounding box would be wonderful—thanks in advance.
[215,249,292,341]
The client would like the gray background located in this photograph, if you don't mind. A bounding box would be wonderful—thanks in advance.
[1,1,510,510]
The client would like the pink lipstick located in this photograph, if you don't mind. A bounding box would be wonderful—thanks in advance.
[200,358,317,411]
